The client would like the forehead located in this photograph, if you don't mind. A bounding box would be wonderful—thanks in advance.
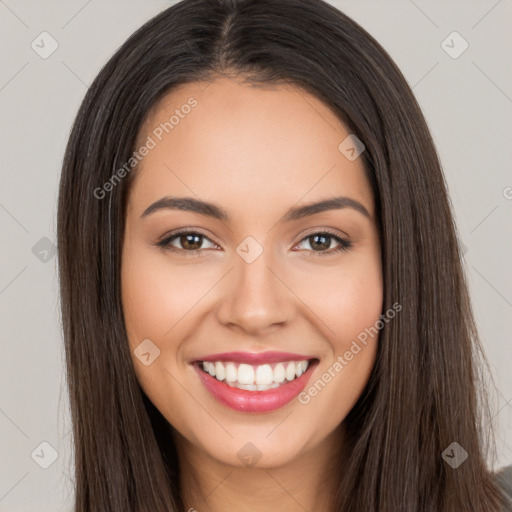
[129,78,374,221]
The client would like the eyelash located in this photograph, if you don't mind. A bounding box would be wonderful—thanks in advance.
[154,228,353,257]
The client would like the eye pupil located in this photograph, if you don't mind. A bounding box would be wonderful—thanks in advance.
[310,234,330,251]
[181,234,202,250]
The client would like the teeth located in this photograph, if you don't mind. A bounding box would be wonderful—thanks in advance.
[255,364,274,385]
[257,383,280,391]
[206,362,215,376]
[226,362,237,382]
[296,360,308,377]
[235,383,257,390]
[285,362,296,381]
[200,359,312,390]
[215,361,225,381]
[238,364,254,385]
[273,363,285,383]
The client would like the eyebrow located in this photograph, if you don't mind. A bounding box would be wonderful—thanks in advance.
[140,195,371,222]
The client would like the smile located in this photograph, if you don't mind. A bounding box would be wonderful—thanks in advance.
[192,352,318,413]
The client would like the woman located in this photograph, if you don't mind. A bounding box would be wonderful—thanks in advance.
[56,0,512,510]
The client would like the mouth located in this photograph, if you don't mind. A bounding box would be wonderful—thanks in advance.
[192,353,319,413]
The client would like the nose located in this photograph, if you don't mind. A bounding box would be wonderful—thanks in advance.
[215,247,295,336]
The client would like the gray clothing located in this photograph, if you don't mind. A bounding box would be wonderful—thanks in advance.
[496,464,512,511]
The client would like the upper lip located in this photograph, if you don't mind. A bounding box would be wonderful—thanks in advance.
[193,351,316,365]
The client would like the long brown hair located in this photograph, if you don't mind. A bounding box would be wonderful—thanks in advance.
[57,0,505,510]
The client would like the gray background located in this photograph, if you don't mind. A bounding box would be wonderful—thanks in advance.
[0,0,511,510]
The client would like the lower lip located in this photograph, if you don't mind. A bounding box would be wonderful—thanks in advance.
[194,361,317,413]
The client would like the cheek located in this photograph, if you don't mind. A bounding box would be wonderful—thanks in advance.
[121,245,213,345]
[121,245,204,421]
[290,251,383,348]
[327,270,383,345]
[121,242,222,407]
[291,254,383,428]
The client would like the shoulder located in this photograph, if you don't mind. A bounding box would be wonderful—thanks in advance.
[495,464,512,511]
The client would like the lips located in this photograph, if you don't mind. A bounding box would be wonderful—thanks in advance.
[192,352,318,413]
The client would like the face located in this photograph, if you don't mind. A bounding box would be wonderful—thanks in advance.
[121,77,383,469]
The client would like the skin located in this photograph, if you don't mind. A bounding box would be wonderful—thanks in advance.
[121,77,383,512]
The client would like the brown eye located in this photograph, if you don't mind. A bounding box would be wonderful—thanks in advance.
[295,231,353,255]
[309,234,331,251]
[156,230,218,252]
[178,233,203,250]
